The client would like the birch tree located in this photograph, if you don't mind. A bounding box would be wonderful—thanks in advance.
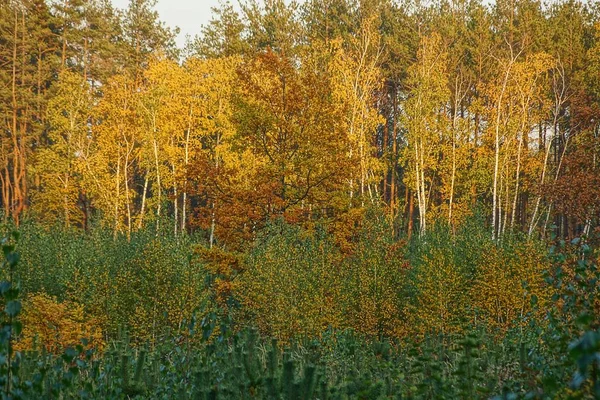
[402,32,450,236]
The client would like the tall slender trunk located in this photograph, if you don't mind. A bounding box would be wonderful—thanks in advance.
[64,173,70,227]
[181,186,187,233]
[498,169,503,238]
[1,167,10,221]
[407,194,414,240]
[449,111,457,225]
[173,164,178,236]
[10,7,26,225]
[137,170,149,230]
[529,128,553,237]
[37,46,42,123]
[209,202,216,249]
[152,126,162,232]
[11,8,18,223]
[542,136,569,237]
[360,131,366,201]
[419,140,427,236]
[390,85,398,220]
[529,66,566,237]
[209,134,221,248]
[492,55,517,239]
[415,140,423,235]
[17,11,28,222]
[123,142,132,241]
[114,156,121,239]
[383,107,389,203]
[502,164,510,237]
[511,133,524,229]
[181,105,193,233]
[492,99,504,239]
[542,203,553,240]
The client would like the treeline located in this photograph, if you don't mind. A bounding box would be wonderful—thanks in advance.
[2,0,600,247]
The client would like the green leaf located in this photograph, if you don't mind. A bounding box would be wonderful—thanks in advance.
[530,295,538,307]
[0,282,11,295]
[2,245,15,258]
[5,253,19,267]
[13,321,22,336]
[5,301,21,317]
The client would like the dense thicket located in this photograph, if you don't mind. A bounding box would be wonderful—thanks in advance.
[1,0,600,244]
[2,213,549,344]
[1,229,600,398]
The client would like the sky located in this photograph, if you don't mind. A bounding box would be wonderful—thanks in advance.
[110,0,222,47]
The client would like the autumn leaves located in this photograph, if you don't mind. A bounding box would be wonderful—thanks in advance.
[2,0,600,245]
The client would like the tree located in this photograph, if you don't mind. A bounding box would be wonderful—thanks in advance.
[330,9,384,205]
[121,0,177,83]
[183,56,239,242]
[194,1,248,58]
[92,73,141,237]
[300,0,354,44]
[0,0,58,225]
[402,32,450,236]
[31,71,93,228]
[242,0,302,56]
[482,48,553,239]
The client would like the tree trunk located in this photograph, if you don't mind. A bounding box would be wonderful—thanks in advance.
[407,194,414,241]
[152,132,162,232]
[114,156,121,239]
[123,142,132,241]
[173,164,178,236]
[511,133,524,229]
[390,83,398,222]
[181,105,193,233]
[138,170,149,230]
[492,55,517,239]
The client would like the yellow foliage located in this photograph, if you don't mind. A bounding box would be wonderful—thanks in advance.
[239,233,344,341]
[351,271,405,338]
[472,242,550,332]
[412,248,468,335]
[16,293,103,354]
[64,240,207,345]
[121,240,205,344]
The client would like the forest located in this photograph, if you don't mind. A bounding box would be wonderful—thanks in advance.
[1,0,600,398]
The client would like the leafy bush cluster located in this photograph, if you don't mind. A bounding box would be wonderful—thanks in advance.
[14,223,206,345]
[235,213,550,340]
[0,215,598,398]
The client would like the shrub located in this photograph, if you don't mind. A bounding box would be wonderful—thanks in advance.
[239,220,344,340]
[471,240,550,332]
[16,292,103,353]
[342,209,409,338]
[407,223,471,335]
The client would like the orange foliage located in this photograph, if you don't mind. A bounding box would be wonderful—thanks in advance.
[471,242,550,332]
[549,132,600,231]
[196,246,244,307]
[16,293,103,354]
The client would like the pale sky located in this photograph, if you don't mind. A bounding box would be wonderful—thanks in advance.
[111,0,301,48]
[111,0,222,47]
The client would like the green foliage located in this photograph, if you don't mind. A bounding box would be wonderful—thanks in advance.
[342,210,408,338]
[0,231,23,397]
[14,222,206,343]
[0,214,599,399]
[240,220,344,340]
[3,0,600,396]
[239,213,409,340]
